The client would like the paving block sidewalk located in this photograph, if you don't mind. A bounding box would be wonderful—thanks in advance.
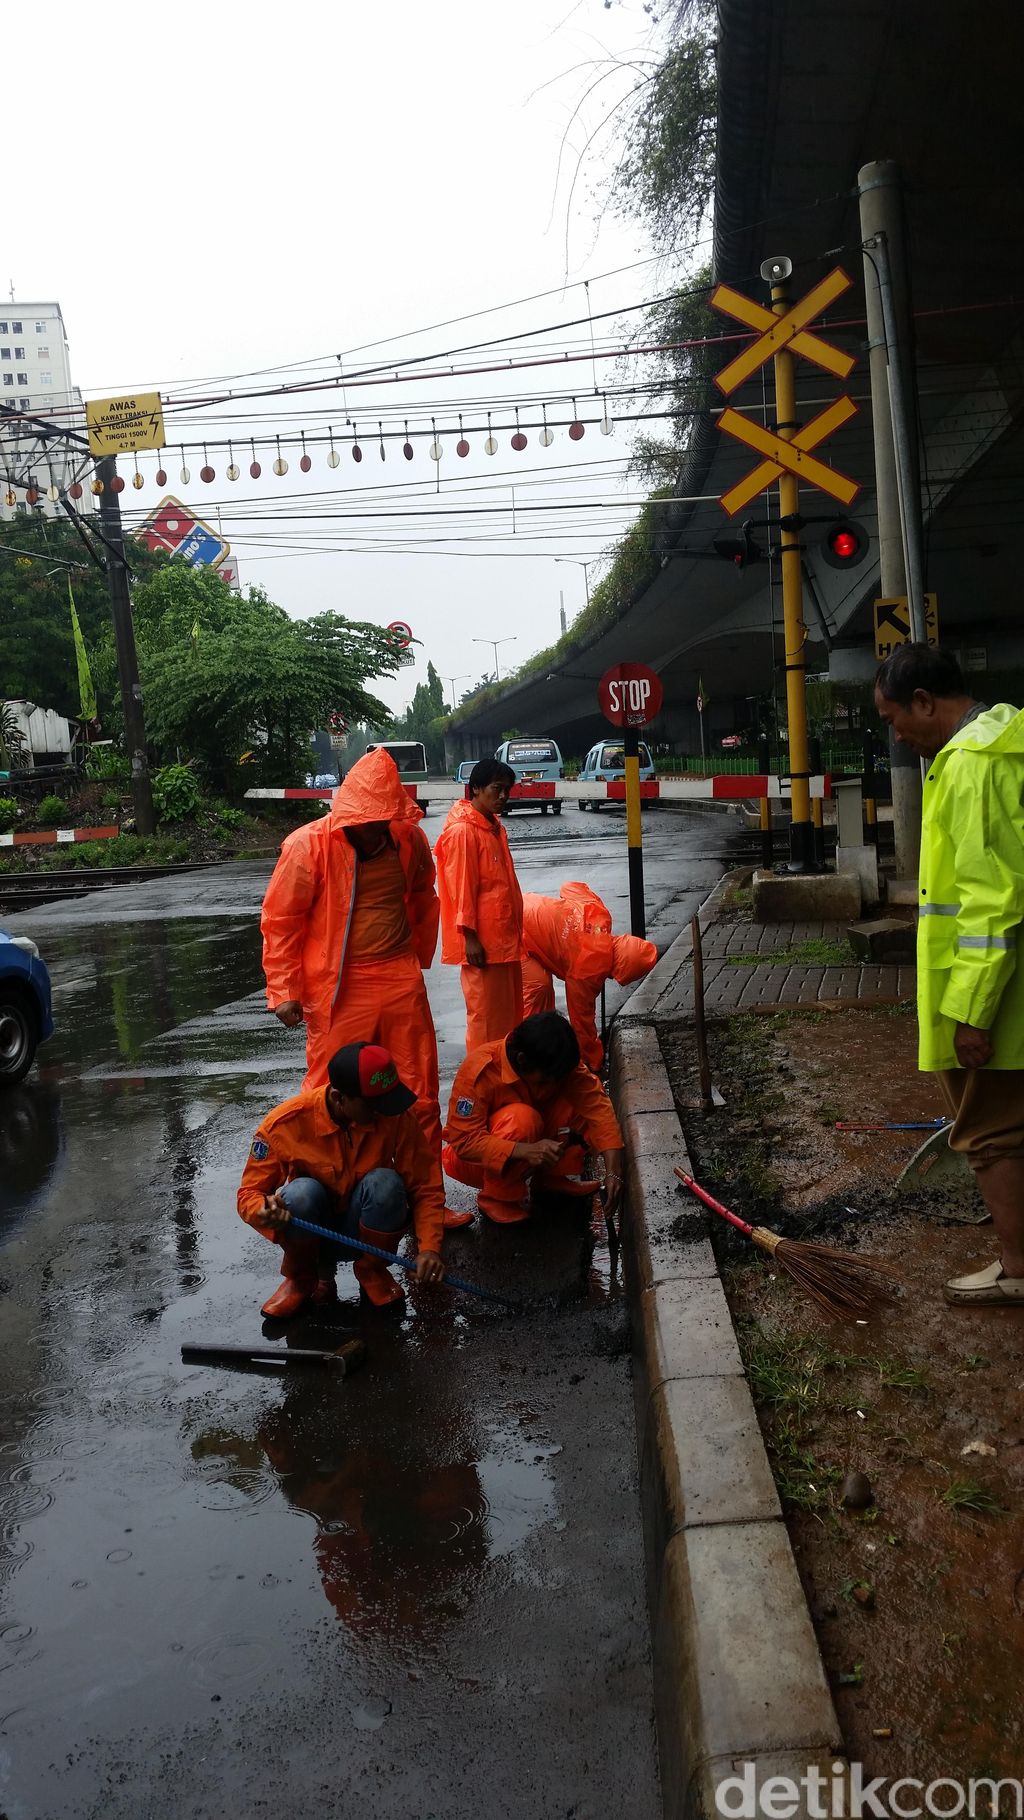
[623,889,916,1026]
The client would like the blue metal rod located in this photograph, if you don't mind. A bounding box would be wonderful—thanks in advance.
[287,1214,516,1310]
[835,1118,950,1132]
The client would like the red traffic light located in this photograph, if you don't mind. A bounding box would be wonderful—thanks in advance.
[821,518,868,569]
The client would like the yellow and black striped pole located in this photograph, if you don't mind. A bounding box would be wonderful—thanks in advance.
[623,724,646,938]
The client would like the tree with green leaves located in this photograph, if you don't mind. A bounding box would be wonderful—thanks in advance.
[110,562,401,791]
[385,661,448,769]
[0,514,163,717]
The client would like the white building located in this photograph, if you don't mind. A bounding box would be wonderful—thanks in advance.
[0,299,86,520]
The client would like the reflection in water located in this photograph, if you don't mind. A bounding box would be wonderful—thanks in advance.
[0,1085,65,1237]
[186,1351,556,1640]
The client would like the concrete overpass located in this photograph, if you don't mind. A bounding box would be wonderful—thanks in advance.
[447,0,1024,766]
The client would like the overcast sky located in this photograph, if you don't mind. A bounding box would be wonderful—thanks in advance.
[9,0,687,716]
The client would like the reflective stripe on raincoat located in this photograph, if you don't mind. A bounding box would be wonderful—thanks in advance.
[260,748,439,1016]
[434,798,523,965]
[917,701,1024,1069]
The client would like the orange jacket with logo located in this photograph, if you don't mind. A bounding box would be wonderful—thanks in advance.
[238,1087,445,1254]
[260,749,439,1016]
[434,799,524,965]
[443,1037,623,1174]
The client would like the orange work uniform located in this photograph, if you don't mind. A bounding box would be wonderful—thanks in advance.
[522,883,657,1070]
[434,798,524,1052]
[238,1087,446,1257]
[442,1037,623,1219]
[260,749,441,1148]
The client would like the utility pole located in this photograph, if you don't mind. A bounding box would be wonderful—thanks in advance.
[2,401,155,834]
[96,456,155,834]
[858,158,925,879]
[763,255,813,871]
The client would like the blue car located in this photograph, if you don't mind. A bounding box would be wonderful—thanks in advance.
[0,930,54,1085]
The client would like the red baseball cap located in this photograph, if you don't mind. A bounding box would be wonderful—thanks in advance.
[327,1042,416,1115]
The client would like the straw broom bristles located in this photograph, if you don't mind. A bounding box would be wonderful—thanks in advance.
[674,1169,901,1319]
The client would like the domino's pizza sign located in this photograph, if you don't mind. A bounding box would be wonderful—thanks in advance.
[136,496,230,570]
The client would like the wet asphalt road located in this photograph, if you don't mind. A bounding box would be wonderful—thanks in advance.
[0,806,735,1819]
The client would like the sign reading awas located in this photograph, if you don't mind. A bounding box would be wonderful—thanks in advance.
[86,392,165,458]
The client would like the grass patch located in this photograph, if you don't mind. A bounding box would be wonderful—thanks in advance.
[938,1479,1004,1516]
[877,1359,930,1393]
[728,939,858,969]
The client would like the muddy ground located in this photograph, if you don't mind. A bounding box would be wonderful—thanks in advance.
[661,1004,1024,1790]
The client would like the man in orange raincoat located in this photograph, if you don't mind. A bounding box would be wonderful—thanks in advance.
[239,1041,445,1316]
[522,882,658,1071]
[442,1011,625,1225]
[434,758,525,1052]
[260,747,442,1152]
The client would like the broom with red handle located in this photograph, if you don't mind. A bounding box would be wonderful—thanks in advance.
[673,1168,901,1318]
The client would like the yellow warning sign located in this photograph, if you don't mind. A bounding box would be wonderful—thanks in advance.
[873,594,939,661]
[86,391,165,458]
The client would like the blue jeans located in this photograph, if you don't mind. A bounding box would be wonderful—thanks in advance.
[279,1171,408,1263]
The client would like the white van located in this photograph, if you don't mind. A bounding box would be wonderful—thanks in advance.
[577,737,656,810]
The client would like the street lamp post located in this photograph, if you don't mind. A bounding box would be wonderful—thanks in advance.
[555,559,591,611]
[442,674,470,711]
[472,636,517,682]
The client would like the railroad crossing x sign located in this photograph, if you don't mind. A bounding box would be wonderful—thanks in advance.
[711,266,859,516]
[874,594,939,660]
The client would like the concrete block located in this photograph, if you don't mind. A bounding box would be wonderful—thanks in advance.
[847,916,916,963]
[641,1377,781,1581]
[836,843,879,905]
[652,1523,841,1800]
[751,869,861,923]
[634,1276,744,1441]
[609,1024,678,1118]
[885,876,920,906]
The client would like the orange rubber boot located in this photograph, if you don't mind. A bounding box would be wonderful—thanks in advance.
[353,1224,406,1308]
[261,1234,318,1318]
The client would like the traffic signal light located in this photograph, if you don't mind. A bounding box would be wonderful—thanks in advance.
[713,521,763,569]
[821,518,868,569]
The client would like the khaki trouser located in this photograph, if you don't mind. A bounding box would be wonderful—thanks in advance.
[936,1069,1024,1169]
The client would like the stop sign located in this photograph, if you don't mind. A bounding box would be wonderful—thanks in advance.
[598,662,664,728]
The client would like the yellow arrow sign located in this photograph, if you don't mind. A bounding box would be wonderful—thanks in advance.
[874,594,939,659]
[86,391,165,458]
[717,399,860,516]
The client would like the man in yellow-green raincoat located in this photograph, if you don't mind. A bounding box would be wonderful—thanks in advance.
[875,644,1024,1307]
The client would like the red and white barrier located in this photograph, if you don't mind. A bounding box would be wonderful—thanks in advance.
[246,775,831,807]
[0,824,121,848]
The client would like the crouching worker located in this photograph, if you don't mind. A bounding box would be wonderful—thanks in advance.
[238,1043,445,1317]
[522,882,658,1071]
[442,1011,625,1225]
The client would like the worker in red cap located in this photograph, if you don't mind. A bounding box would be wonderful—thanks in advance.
[259,747,443,1157]
[521,882,658,1071]
[442,1012,625,1224]
[238,1042,446,1316]
[434,758,524,1053]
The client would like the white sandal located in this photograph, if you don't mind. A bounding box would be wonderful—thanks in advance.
[944,1258,1024,1305]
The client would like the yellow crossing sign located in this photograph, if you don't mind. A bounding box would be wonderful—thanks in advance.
[711,268,855,394]
[718,397,860,517]
[711,264,858,514]
[874,594,939,660]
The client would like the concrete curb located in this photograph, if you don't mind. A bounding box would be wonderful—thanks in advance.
[610,881,845,1820]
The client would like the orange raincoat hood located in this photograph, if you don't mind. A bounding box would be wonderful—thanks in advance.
[330,749,422,827]
[610,933,658,985]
